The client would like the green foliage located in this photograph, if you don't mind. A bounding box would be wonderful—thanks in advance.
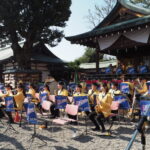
[0,0,71,47]
[76,47,96,63]
[0,0,71,69]
[68,47,104,70]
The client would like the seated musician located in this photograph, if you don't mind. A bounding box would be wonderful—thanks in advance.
[50,81,68,118]
[135,77,148,97]
[0,84,14,123]
[26,83,39,103]
[109,82,121,98]
[13,84,25,111]
[40,84,50,96]
[88,82,99,112]
[68,84,87,123]
[89,84,113,132]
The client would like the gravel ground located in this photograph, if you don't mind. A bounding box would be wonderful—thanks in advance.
[0,114,150,150]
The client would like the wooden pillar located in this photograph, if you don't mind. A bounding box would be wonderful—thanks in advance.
[96,48,99,73]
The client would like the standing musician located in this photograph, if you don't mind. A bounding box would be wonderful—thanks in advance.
[88,82,99,112]
[89,84,113,132]
[50,81,68,118]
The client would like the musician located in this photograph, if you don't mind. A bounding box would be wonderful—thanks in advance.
[88,82,99,112]
[0,84,14,123]
[40,84,50,96]
[27,83,36,98]
[109,82,121,98]
[68,84,87,123]
[13,84,25,111]
[89,85,113,132]
[73,84,86,97]
[0,84,13,97]
[50,81,68,118]
[135,78,148,96]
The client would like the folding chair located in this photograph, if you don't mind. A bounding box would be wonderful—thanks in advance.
[106,101,120,134]
[52,104,78,138]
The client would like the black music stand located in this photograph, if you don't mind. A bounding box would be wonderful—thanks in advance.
[27,103,47,150]
[3,96,18,134]
[27,124,47,150]
[74,96,91,136]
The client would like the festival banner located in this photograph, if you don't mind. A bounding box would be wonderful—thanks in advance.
[27,103,37,124]
[74,96,91,111]
[55,96,67,109]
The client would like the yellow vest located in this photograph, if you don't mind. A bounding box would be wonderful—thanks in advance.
[13,91,25,110]
[137,82,148,95]
[95,93,113,117]
[88,89,99,104]
[0,90,13,97]
[58,89,68,96]
[27,88,36,98]
[73,92,87,97]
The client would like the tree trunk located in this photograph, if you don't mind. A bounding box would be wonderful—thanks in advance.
[11,43,32,70]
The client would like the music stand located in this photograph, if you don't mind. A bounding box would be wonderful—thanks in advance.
[3,96,18,134]
[27,102,47,149]
[74,96,91,135]
[125,100,150,150]
[55,96,68,117]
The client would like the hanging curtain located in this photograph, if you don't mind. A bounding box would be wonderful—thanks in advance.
[98,34,121,50]
[123,27,150,43]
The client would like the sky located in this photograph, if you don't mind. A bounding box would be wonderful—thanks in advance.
[49,0,104,62]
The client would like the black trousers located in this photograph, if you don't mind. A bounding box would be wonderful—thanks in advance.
[0,105,14,122]
[89,111,105,130]
[50,103,60,117]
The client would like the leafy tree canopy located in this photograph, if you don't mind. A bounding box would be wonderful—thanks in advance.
[0,0,71,69]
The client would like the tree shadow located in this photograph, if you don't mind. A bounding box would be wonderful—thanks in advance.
[73,135,93,143]
[0,133,25,150]
[54,146,78,150]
